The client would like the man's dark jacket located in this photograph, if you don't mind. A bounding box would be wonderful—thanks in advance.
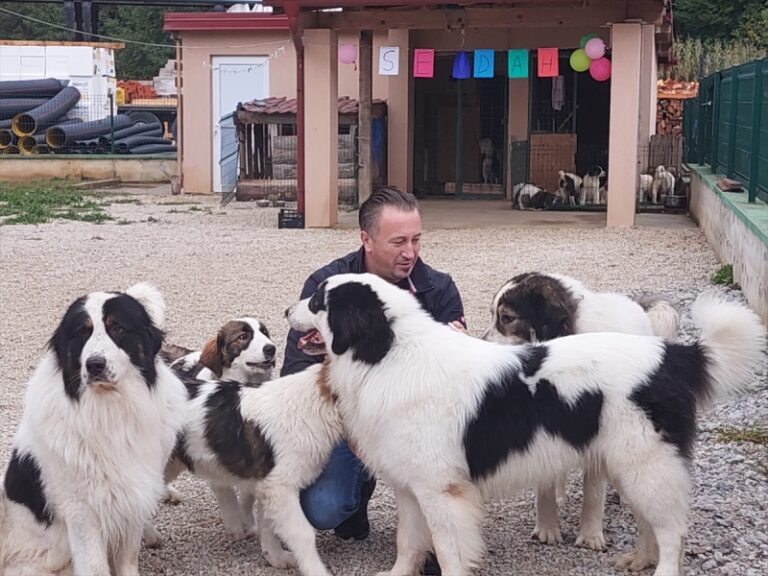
[281,246,465,376]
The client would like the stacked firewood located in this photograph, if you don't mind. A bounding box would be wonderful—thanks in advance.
[657,98,684,135]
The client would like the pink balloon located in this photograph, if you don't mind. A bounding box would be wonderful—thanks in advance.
[338,43,357,64]
[584,37,606,59]
[589,57,611,81]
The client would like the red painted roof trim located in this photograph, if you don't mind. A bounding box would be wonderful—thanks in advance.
[163,13,290,32]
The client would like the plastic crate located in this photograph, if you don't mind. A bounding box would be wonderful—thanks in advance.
[278,208,305,229]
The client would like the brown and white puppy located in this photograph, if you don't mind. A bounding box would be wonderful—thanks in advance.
[482,272,680,551]
[146,318,277,535]
[172,318,277,386]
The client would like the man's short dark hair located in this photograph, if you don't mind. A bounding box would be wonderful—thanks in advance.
[358,187,419,235]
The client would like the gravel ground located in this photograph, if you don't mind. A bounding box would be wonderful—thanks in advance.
[1,186,766,576]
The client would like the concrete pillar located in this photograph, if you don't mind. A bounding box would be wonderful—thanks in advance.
[638,24,657,146]
[387,29,413,192]
[607,23,642,227]
[304,29,338,227]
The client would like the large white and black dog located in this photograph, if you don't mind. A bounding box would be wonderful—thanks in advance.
[287,273,765,576]
[0,283,187,576]
[482,272,680,549]
[144,362,345,576]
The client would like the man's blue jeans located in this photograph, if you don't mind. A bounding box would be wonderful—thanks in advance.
[300,441,371,530]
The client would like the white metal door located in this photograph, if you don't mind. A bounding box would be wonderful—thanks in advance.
[212,56,268,193]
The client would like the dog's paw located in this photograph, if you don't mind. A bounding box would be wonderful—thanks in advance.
[164,486,183,505]
[264,549,296,569]
[615,551,656,572]
[226,526,254,541]
[142,525,163,549]
[575,529,606,551]
[531,525,563,545]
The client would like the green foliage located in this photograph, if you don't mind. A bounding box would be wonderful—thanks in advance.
[675,0,768,47]
[716,425,768,445]
[673,37,766,80]
[99,6,175,80]
[673,0,768,79]
[710,264,734,286]
[0,4,69,42]
[0,180,112,225]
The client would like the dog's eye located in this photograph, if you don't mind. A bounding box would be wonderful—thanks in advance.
[500,313,516,323]
[238,333,249,341]
[113,324,124,335]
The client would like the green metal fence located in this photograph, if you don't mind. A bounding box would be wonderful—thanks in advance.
[684,58,768,204]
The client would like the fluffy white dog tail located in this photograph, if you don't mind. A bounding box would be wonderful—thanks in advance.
[645,298,680,340]
[634,295,680,340]
[693,294,766,408]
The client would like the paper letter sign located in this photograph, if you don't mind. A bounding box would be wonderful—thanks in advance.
[473,50,494,78]
[537,48,559,77]
[507,49,529,78]
[379,47,400,76]
[413,49,435,78]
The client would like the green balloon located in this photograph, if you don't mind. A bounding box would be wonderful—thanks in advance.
[570,49,591,72]
[579,33,598,49]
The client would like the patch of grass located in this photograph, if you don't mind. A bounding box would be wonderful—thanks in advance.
[0,180,112,226]
[108,197,142,205]
[715,425,768,445]
[711,264,734,286]
[156,201,201,206]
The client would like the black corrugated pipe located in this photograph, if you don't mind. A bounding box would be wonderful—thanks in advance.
[0,129,16,149]
[130,143,177,154]
[0,78,65,98]
[31,118,85,144]
[1,145,20,154]
[11,86,81,136]
[46,114,133,148]
[0,98,49,120]
[98,122,160,144]
[117,135,171,148]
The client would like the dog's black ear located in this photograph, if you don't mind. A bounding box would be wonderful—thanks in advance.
[200,335,224,376]
[537,297,573,340]
[309,281,328,313]
[327,282,393,365]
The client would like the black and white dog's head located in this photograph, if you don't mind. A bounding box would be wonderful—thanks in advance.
[197,317,276,382]
[586,165,605,179]
[287,273,422,365]
[482,272,578,344]
[48,282,165,400]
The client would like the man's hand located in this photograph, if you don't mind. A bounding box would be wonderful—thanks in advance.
[449,317,468,334]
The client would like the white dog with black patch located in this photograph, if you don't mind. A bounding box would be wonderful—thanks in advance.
[287,273,765,576]
[0,283,187,576]
[144,362,345,576]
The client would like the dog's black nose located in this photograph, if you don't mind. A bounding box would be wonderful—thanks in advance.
[263,344,276,359]
[85,355,107,376]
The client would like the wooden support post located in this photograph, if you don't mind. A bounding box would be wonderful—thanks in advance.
[358,29,373,205]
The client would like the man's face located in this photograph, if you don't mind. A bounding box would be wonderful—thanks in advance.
[361,206,422,283]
